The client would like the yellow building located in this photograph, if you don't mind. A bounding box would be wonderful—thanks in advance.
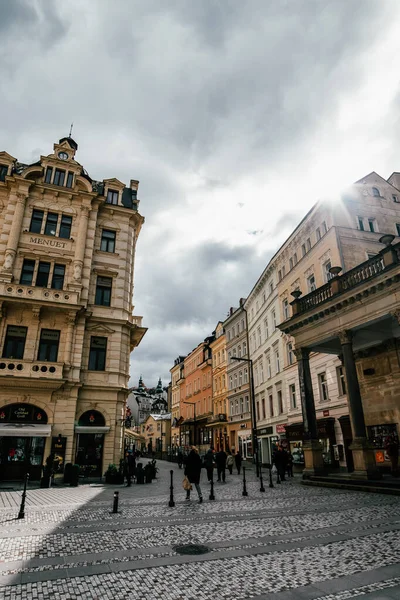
[140,413,171,456]
[0,136,146,480]
[208,322,229,450]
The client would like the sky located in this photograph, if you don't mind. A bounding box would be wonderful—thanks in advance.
[1,0,400,388]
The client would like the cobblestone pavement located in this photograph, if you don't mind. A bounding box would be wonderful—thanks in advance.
[0,461,399,599]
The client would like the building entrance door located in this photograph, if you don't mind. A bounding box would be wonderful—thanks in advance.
[75,433,104,477]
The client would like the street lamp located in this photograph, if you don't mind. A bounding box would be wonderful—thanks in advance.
[182,401,197,447]
[231,356,260,477]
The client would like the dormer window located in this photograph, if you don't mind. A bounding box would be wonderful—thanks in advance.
[0,164,8,182]
[106,189,119,205]
[53,169,65,186]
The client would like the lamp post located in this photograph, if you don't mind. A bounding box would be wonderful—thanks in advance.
[231,356,260,477]
[182,401,196,446]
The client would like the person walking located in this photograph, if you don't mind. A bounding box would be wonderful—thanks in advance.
[234,450,242,475]
[124,450,135,486]
[203,446,215,482]
[273,444,287,481]
[215,448,227,482]
[184,446,203,503]
[177,450,184,469]
[226,451,234,475]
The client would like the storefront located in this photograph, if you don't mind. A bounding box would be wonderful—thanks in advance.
[367,422,399,471]
[0,403,51,481]
[74,410,109,477]
[285,418,338,469]
[238,431,253,460]
[257,426,274,465]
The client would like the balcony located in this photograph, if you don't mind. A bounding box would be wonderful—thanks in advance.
[0,282,80,305]
[0,358,64,380]
[207,413,227,424]
[229,412,251,423]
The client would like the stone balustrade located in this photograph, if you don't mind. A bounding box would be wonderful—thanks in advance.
[0,359,63,379]
[0,282,80,305]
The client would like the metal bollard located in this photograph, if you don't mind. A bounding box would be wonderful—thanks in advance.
[242,466,248,497]
[168,470,175,507]
[209,474,215,501]
[268,465,274,488]
[112,491,119,513]
[259,468,265,492]
[18,472,29,519]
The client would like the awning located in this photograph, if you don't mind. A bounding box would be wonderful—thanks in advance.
[124,429,145,441]
[0,423,52,437]
[74,426,110,434]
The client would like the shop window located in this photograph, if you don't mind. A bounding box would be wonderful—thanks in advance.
[289,383,296,409]
[367,424,398,448]
[2,325,27,359]
[44,212,58,236]
[51,264,65,290]
[53,169,65,186]
[318,372,329,402]
[35,262,51,287]
[336,365,346,396]
[106,189,119,205]
[30,209,44,234]
[20,259,35,285]
[59,215,72,239]
[38,329,60,362]
[88,336,107,371]
[100,229,116,253]
[95,276,112,306]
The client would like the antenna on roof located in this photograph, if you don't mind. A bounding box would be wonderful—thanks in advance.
[69,122,74,137]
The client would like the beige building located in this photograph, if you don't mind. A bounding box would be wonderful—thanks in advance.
[0,136,146,481]
[246,170,400,473]
[140,413,171,456]
[170,356,185,451]
[208,322,229,450]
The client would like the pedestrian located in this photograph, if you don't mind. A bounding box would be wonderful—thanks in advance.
[184,446,203,503]
[215,448,227,482]
[273,444,287,481]
[177,450,184,469]
[203,446,215,482]
[124,451,135,486]
[286,450,294,478]
[226,451,234,475]
[234,450,242,475]
[385,435,399,477]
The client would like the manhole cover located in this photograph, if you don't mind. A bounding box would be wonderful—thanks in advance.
[173,544,210,555]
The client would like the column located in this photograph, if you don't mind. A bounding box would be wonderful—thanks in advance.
[294,348,325,477]
[72,205,90,283]
[64,311,77,366]
[338,331,380,479]
[2,192,27,274]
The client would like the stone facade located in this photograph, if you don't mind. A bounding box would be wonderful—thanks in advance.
[0,137,146,480]
[208,322,228,450]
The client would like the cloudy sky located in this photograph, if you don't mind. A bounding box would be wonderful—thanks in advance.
[1,0,400,388]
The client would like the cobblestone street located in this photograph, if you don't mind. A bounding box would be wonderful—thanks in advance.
[0,460,399,599]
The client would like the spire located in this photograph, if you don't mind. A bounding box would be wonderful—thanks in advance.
[137,375,145,393]
[155,377,163,394]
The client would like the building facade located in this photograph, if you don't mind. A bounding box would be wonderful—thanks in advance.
[208,322,228,450]
[0,137,146,480]
[170,356,185,450]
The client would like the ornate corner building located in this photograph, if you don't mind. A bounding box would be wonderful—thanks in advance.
[0,136,146,480]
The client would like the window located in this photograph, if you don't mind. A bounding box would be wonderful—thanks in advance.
[243,341,247,355]
[306,238,311,251]
[20,259,35,285]
[239,370,243,386]
[282,298,289,320]
[393,194,399,203]
[322,221,327,234]
[44,167,53,183]
[38,329,60,362]
[261,398,266,419]
[106,189,119,205]
[372,187,380,197]
[316,227,321,241]
[264,318,269,340]
[257,327,262,347]
[278,269,282,281]
[229,375,233,389]
[302,243,306,257]
[287,342,294,365]
[259,360,264,383]
[293,252,298,264]
[336,365,346,396]
[44,212,58,236]
[66,172,74,188]
[59,215,72,239]
[30,210,44,234]
[272,309,276,330]
[275,349,280,373]
[0,164,8,181]
[88,336,107,370]
[256,401,260,421]
[100,229,116,253]
[289,383,296,408]
[358,217,365,231]
[35,262,51,287]
[244,368,248,383]
[51,264,65,289]
[307,274,316,292]
[95,276,112,306]
[396,224,400,237]
[368,218,377,233]
[53,169,65,186]
[238,345,242,358]
[245,396,250,413]
[323,260,332,282]
[269,282,274,294]
[269,394,274,417]
[318,372,329,402]
[289,257,293,269]
[267,356,272,378]
[277,390,283,414]
[239,397,244,413]
[282,266,286,277]
[2,325,27,359]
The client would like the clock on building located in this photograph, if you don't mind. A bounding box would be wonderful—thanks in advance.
[58,152,68,160]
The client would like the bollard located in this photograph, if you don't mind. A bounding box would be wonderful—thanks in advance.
[168,469,175,507]
[242,466,248,497]
[18,472,29,520]
[112,491,119,513]
[268,464,274,489]
[259,468,265,492]
[209,474,215,501]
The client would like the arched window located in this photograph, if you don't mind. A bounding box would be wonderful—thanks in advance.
[372,187,380,197]
[78,410,105,426]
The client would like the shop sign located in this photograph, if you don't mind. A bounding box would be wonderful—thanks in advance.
[258,426,273,436]
[51,436,67,473]
[323,410,330,417]
[0,403,48,424]
[276,424,287,434]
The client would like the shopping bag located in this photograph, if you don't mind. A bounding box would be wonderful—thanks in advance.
[182,476,192,491]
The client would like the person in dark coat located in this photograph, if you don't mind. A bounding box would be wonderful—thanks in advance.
[124,451,135,486]
[234,451,242,475]
[177,450,184,469]
[215,449,227,482]
[203,446,215,482]
[184,446,203,502]
[273,445,287,481]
